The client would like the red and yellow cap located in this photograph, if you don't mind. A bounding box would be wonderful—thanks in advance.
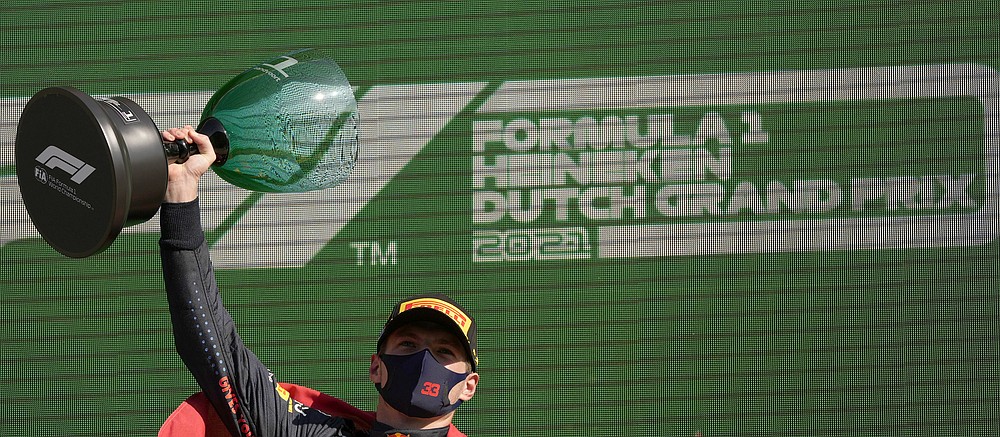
[377,293,478,370]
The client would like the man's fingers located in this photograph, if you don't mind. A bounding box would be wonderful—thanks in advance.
[162,126,216,167]
[189,131,217,162]
[163,127,187,141]
[164,127,189,142]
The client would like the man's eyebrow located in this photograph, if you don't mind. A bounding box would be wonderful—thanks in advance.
[391,331,420,340]
[392,325,464,348]
[430,336,463,348]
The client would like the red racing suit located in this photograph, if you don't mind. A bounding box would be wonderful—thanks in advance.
[159,200,465,437]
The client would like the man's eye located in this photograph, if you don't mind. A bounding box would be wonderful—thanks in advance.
[398,340,417,348]
[437,348,456,356]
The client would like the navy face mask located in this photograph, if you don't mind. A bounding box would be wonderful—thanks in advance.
[375,349,470,418]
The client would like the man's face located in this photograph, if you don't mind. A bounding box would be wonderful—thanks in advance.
[380,320,471,372]
[369,320,480,420]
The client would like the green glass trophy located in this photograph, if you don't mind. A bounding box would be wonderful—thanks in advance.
[15,48,360,258]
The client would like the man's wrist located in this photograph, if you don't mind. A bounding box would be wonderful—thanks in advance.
[164,179,199,203]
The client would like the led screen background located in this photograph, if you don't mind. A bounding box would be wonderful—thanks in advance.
[1,1,997,435]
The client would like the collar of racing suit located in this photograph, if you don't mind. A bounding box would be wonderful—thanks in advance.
[369,421,450,437]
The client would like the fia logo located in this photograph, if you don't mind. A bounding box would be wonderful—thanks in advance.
[34,166,47,184]
[35,145,95,184]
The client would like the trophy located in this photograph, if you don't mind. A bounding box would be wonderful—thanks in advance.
[15,48,360,258]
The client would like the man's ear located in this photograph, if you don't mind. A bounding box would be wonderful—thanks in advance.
[458,372,479,401]
[369,354,381,384]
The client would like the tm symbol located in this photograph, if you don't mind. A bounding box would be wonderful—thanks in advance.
[350,241,398,266]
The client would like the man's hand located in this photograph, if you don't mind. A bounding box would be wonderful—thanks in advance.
[161,125,217,203]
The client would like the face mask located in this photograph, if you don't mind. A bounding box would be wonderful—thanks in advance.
[375,349,470,418]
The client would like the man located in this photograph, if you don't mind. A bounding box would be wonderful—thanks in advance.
[158,126,479,436]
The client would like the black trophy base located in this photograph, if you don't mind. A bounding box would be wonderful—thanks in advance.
[15,86,168,258]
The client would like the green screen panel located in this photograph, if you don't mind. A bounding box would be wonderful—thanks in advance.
[1,1,997,436]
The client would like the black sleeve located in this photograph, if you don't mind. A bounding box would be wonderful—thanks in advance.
[159,199,353,437]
